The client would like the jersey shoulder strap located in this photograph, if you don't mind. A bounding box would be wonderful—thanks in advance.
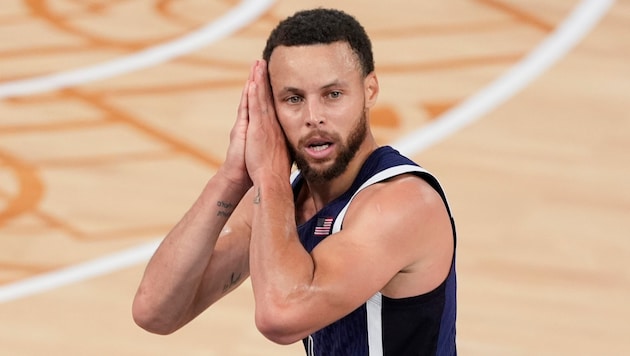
[332,164,443,233]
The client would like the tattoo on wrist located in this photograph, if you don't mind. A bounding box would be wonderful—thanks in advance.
[253,187,261,204]
[216,200,234,217]
[222,272,242,292]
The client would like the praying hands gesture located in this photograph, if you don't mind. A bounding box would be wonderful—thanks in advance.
[244,60,292,186]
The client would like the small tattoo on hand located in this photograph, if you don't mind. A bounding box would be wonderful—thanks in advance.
[217,201,234,209]
[216,200,234,217]
[223,272,242,292]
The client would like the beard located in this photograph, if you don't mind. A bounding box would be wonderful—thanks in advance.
[291,110,368,185]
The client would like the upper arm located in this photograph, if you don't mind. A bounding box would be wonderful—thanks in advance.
[278,175,453,337]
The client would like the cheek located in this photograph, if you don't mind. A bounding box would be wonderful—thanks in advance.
[276,115,300,143]
[327,105,360,129]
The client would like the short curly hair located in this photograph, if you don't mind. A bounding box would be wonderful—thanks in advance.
[262,8,374,77]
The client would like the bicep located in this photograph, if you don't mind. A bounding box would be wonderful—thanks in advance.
[305,177,449,318]
[308,209,416,309]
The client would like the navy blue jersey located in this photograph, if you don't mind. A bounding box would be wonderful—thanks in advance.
[292,146,457,356]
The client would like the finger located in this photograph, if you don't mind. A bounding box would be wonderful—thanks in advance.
[247,79,261,125]
[237,80,250,124]
[237,61,258,122]
[253,61,274,119]
[257,62,270,105]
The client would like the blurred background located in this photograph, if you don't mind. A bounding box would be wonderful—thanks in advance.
[0,0,628,355]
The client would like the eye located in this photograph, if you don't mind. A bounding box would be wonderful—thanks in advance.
[328,91,342,99]
[286,95,303,104]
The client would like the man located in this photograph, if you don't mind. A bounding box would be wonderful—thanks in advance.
[133,8,456,356]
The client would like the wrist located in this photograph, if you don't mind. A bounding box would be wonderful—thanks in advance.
[251,167,290,187]
[251,171,294,210]
[216,166,252,193]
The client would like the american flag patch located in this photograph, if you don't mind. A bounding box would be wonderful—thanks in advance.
[314,217,333,236]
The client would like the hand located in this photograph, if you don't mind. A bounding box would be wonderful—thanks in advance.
[218,62,256,189]
[245,60,292,183]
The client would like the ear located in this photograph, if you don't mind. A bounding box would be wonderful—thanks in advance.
[364,72,379,109]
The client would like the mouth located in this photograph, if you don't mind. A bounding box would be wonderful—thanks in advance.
[308,141,331,152]
[304,138,335,159]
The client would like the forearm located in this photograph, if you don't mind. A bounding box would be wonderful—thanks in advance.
[249,173,314,321]
[133,171,249,333]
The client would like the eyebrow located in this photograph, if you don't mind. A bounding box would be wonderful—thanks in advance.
[321,80,344,90]
[280,80,345,94]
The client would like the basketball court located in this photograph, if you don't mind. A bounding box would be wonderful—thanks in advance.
[0,0,628,354]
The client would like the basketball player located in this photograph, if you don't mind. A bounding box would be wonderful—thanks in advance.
[133,8,457,355]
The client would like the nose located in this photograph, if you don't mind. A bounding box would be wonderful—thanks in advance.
[305,101,324,127]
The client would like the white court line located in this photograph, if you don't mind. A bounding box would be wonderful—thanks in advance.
[0,240,162,303]
[0,0,275,303]
[0,0,615,303]
[392,0,616,156]
[0,0,275,99]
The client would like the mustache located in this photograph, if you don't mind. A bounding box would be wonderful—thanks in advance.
[298,130,337,146]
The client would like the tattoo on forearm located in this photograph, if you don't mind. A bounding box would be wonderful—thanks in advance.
[216,200,234,217]
[253,187,261,204]
[222,272,242,292]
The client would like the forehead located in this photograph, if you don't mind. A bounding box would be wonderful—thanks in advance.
[267,42,362,87]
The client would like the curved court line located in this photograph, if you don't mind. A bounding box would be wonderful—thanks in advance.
[0,0,275,99]
[0,0,615,303]
[392,0,615,156]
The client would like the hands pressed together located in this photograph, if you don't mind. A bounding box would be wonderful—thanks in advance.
[221,60,292,190]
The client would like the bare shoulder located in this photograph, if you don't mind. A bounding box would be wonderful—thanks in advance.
[343,173,454,297]
[346,173,448,226]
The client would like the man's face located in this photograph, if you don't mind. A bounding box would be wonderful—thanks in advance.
[267,42,374,184]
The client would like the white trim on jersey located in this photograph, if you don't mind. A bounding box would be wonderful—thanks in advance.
[290,169,301,184]
[367,292,384,355]
[330,164,442,355]
[294,163,449,355]
[331,164,439,234]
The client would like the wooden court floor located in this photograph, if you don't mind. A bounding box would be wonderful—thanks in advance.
[0,0,628,355]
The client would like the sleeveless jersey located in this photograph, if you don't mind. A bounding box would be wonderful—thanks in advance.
[291,146,457,356]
